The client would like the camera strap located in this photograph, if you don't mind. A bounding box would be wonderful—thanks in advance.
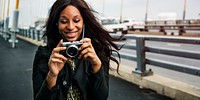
[81,24,85,39]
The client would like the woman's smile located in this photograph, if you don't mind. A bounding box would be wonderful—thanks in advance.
[64,31,78,38]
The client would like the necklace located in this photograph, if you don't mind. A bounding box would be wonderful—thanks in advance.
[66,58,82,100]
[66,58,76,70]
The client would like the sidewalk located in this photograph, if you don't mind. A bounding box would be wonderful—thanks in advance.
[0,36,173,100]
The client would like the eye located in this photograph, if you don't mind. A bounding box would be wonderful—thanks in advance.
[74,18,80,23]
[59,19,68,24]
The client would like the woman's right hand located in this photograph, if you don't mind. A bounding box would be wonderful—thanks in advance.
[48,40,67,76]
[46,40,67,89]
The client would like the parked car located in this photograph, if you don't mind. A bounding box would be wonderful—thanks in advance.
[122,19,145,31]
[98,17,128,34]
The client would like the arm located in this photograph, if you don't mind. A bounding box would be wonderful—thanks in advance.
[88,65,109,100]
[79,38,109,99]
[32,46,59,100]
[33,40,68,100]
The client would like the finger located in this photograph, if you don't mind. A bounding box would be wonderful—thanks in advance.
[78,48,91,59]
[79,47,95,59]
[78,42,91,51]
[51,58,64,63]
[83,53,93,60]
[52,53,67,61]
[80,38,91,43]
[53,47,66,53]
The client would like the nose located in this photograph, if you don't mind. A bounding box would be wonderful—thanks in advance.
[67,21,75,31]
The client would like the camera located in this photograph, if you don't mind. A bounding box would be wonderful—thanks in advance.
[61,41,83,58]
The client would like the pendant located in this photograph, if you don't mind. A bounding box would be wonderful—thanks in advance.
[67,58,76,70]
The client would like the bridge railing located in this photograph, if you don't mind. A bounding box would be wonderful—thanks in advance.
[1,27,200,77]
[111,34,200,77]
[129,19,200,36]
[17,28,47,43]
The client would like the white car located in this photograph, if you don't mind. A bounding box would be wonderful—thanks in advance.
[98,17,128,34]
[123,19,145,31]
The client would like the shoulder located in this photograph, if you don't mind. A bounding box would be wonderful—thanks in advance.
[36,46,50,55]
[34,46,50,63]
[33,46,50,73]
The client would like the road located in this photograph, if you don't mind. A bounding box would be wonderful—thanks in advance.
[0,36,172,100]
[115,36,200,87]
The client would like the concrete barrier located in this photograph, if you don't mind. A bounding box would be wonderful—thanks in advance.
[110,61,200,100]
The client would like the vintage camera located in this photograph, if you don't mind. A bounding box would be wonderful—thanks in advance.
[61,41,83,58]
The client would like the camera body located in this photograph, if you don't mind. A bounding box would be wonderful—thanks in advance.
[61,41,83,58]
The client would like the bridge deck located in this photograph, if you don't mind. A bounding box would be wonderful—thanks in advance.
[0,36,172,100]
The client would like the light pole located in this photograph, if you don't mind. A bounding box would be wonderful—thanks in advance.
[2,0,6,21]
[0,0,3,20]
[183,0,186,21]
[0,0,3,31]
[3,0,10,40]
[1,0,6,36]
[9,0,19,48]
[145,0,149,24]
[120,0,124,23]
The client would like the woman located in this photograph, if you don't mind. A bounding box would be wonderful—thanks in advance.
[32,0,120,100]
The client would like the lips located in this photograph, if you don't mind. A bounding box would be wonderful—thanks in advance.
[64,32,77,38]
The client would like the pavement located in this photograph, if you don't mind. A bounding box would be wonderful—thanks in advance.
[0,36,173,100]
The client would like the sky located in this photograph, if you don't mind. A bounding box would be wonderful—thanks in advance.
[85,0,200,20]
[1,0,200,27]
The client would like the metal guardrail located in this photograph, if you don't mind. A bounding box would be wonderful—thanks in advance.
[0,27,47,47]
[111,34,200,77]
[128,20,200,35]
[1,27,200,77]
[17,28,47,42]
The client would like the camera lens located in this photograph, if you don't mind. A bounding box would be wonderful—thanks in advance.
[66,45,78,57]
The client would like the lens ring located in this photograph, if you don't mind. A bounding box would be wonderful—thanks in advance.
[66,45,78,58]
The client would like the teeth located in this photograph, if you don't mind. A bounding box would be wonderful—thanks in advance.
[65,32,77,37]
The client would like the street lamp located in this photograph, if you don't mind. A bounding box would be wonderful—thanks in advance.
[2,0,6,20]
[120,0,124,23]
[145,0,149,24]
[0,0,4,28]
[183,0,186,21]
[9,0,20,48]
[3,0,10,40]
[0,0,3,20]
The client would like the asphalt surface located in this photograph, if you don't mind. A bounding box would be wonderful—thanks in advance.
[0,36,173,100]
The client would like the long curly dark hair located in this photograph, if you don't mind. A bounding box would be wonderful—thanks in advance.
[44,0,120,72]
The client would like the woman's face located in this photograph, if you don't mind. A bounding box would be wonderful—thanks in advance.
[58,5,83,42]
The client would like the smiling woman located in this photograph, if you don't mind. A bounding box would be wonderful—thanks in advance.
[58,5,83,42]
[32,0,121,100]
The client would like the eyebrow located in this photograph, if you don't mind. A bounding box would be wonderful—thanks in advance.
[60,15,81,19]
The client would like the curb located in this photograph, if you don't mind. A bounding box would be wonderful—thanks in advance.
[110,61,200,100]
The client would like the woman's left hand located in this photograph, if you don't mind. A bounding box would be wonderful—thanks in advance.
[78,38,102,73]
